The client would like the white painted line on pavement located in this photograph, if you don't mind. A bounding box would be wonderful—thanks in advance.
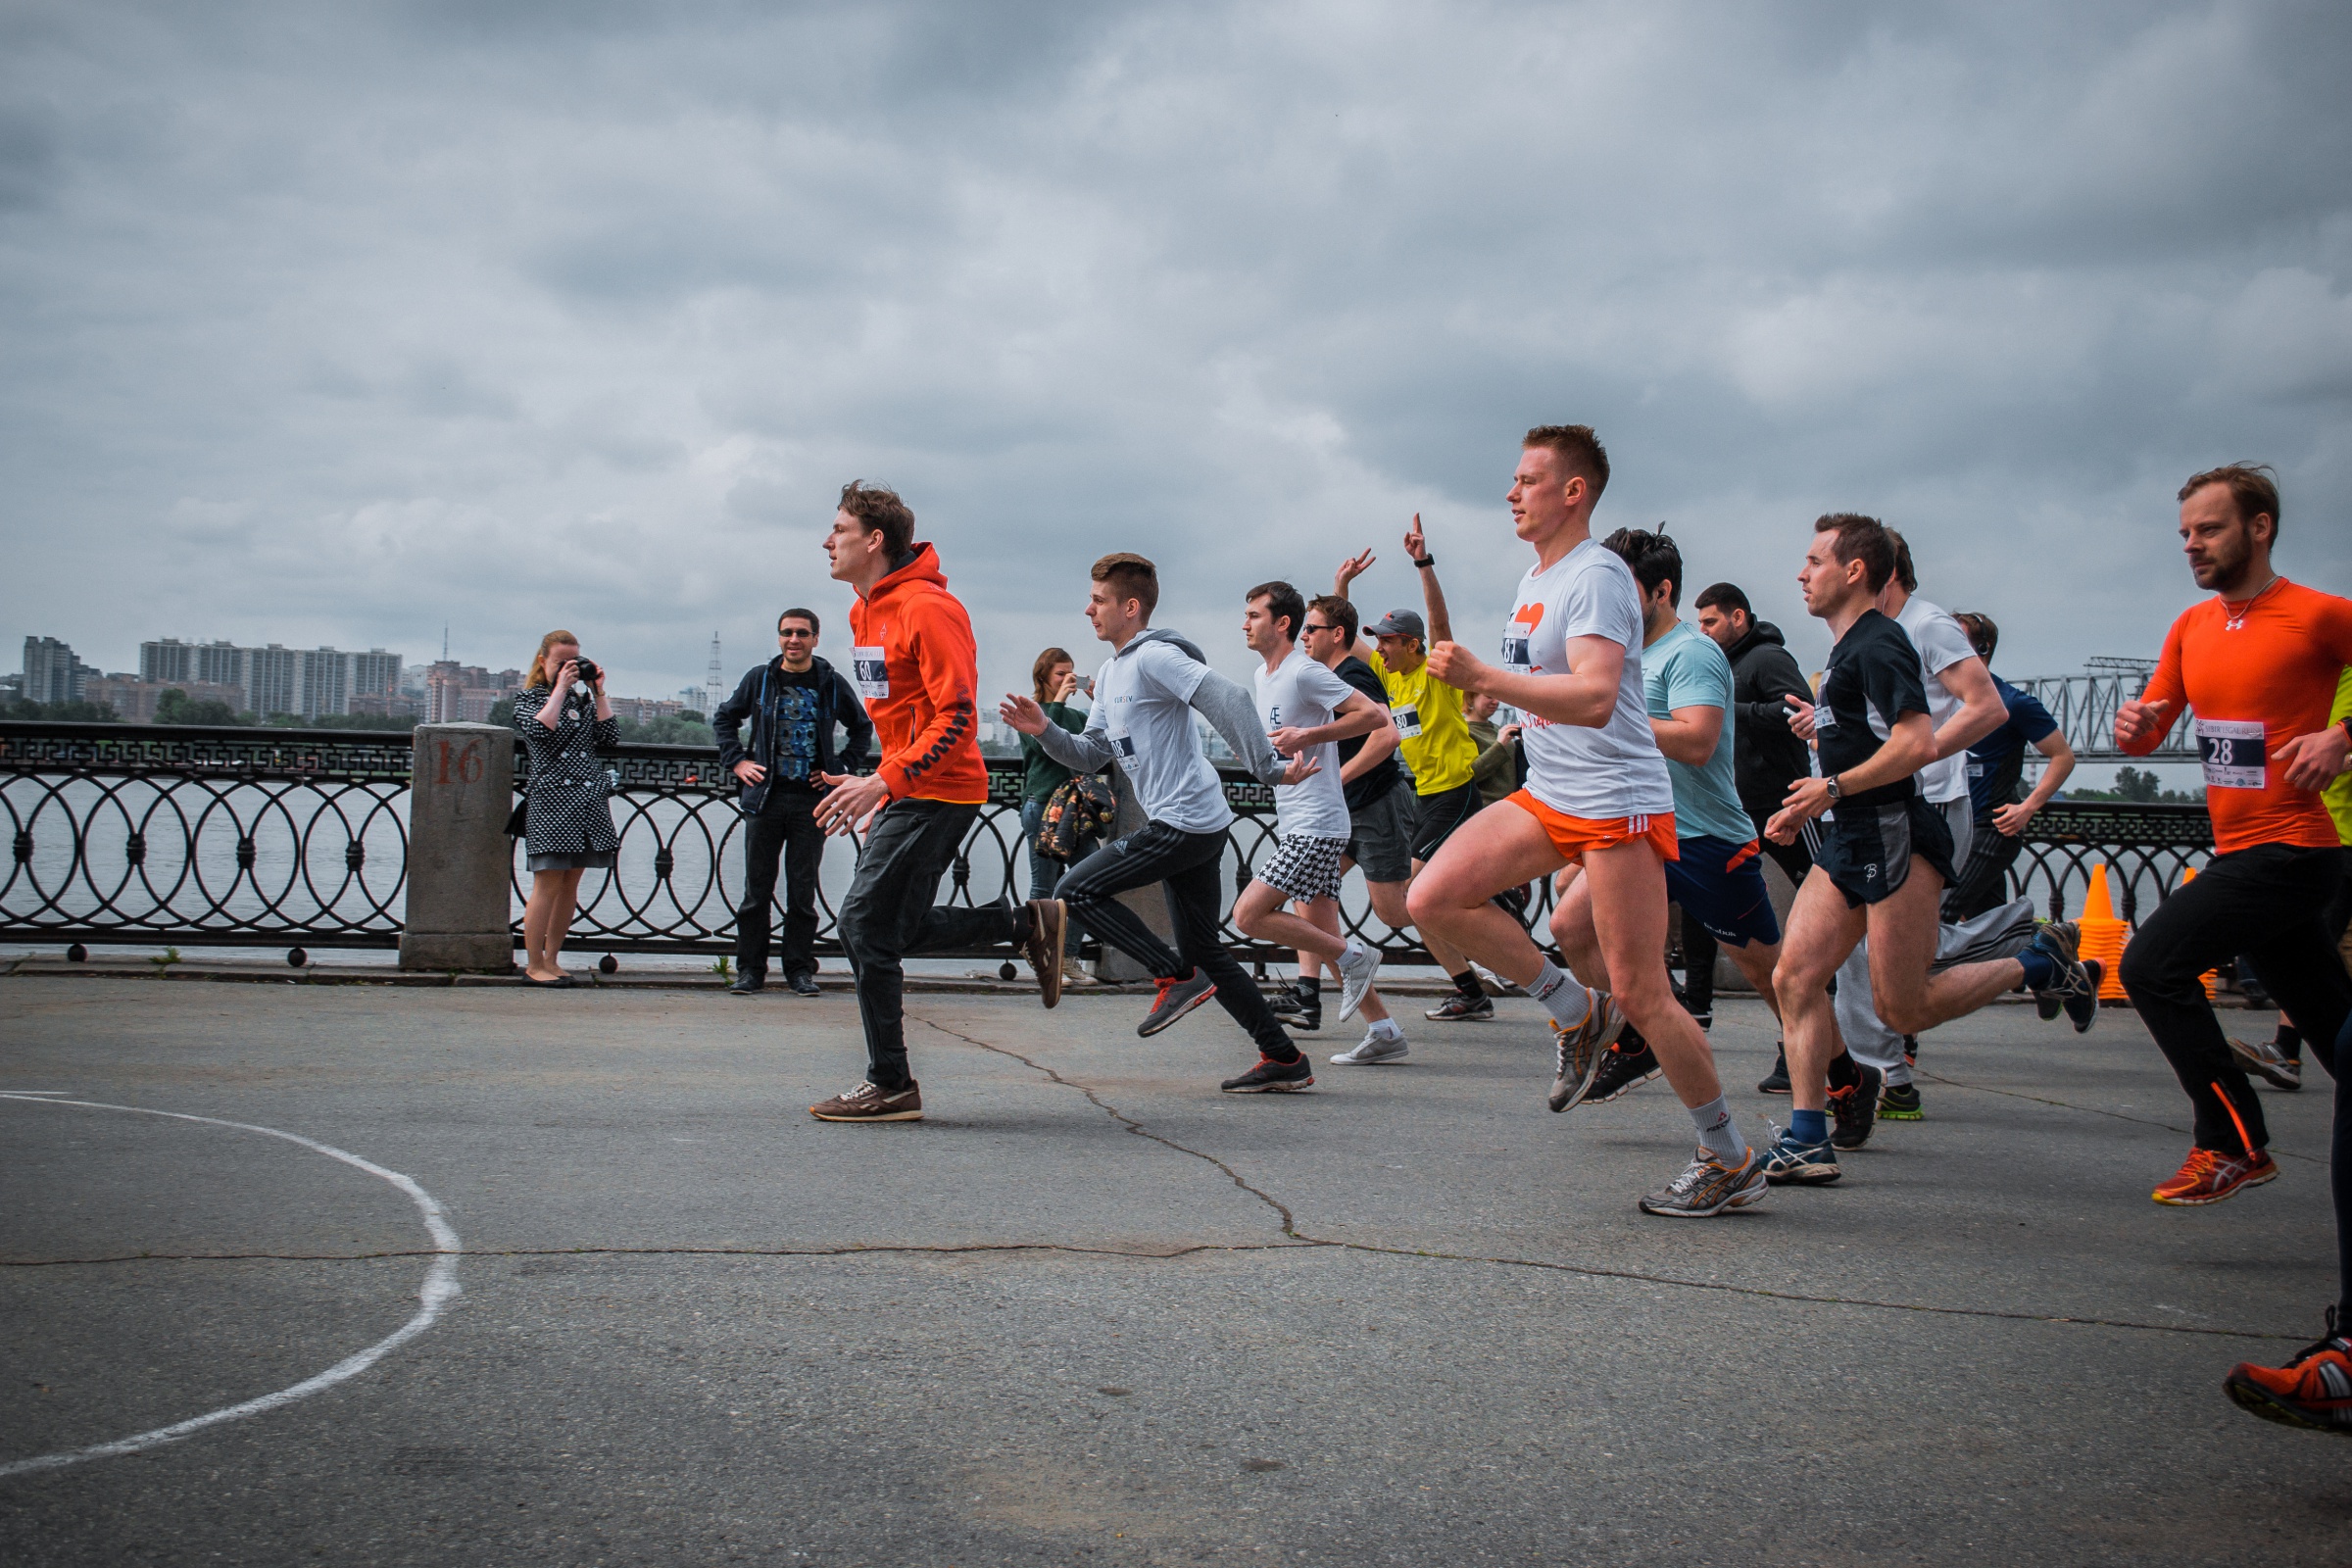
[0,1093,463,1479]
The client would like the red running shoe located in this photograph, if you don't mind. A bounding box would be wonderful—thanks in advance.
[2151,1146,2278,1206]
[2225,1311,2352,1435]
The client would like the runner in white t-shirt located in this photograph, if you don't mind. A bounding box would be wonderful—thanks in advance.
[1227,582,1403,1059]
[1409,424,1764,1219]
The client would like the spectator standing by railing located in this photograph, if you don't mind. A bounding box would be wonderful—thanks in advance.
[1018,647,1089,900]
[712,608,873,997]
[512,630,618,987]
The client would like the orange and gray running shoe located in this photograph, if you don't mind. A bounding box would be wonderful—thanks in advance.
[2225,1310,2352,1436]
[1546,987,1626,1112]
[2151,1145,2278,1206]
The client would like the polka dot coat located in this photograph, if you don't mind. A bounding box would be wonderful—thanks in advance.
[511,685,621,857]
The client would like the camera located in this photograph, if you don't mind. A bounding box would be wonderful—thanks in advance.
[570,657,601,687]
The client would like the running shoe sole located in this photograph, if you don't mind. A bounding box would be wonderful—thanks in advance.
[1025,899,1066,1009]
[2224,1372,2352,1435]
[2229,1035,2304,1092]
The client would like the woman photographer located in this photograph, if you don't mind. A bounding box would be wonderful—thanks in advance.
[512,629,619,986]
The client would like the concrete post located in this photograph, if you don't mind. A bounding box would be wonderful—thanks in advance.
[400,722,516,971]
[1087,760,1181,982]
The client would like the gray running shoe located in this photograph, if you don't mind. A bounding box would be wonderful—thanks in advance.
[1139,970,1218,1038]
[2230,1035,2304,1092]
[1638,1146,1768,1217]
[1335,940,1382,1023]
[1546,988,1626,1112]
[1330,1027,1409,1065]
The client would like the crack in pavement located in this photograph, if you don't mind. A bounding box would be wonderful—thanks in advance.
[909,1007,2309,1345]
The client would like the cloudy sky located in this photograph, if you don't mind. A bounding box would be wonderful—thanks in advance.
[4,1,2348,728]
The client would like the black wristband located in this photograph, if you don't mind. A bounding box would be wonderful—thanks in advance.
[1412,556,1435,568]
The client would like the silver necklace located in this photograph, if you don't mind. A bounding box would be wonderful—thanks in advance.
[2222,575,2281,631]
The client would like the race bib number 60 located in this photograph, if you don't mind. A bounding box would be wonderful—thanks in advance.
[853,647,890,701]
[2196,717,2266,790]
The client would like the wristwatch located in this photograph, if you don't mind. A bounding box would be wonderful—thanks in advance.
[1825,773,1842,803]
[1412,555,1435,568]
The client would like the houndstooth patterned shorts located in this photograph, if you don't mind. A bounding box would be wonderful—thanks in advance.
[1259,833,1349,904]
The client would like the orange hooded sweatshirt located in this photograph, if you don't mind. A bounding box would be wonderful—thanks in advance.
[847,542,990,805]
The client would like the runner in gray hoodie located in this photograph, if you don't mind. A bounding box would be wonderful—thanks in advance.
[1002,552,1323,1093]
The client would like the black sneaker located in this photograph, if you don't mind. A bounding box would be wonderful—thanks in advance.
[1757,1048,1791,1096]
[1139,970,1218,1038]
[1586,1040,1662,1103]
[1425,992,1494,1022]
[2029,922,2100,1033]
[1902,1035,1918,1067]
[1271,983,1322,1032]
[1878,1082,1923,1121]
[1220,1054,1315,1093]
[727,971,765,995]
[1829,1060,1883,1150]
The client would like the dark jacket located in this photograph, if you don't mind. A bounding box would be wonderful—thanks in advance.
[1722,619,1814,817]
[511,684,620,856]
[711,654,875,816]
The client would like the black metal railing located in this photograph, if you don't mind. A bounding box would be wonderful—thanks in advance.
[2,720,2215,963]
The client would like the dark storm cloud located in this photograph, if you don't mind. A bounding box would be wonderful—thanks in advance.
[1,0,2346,733]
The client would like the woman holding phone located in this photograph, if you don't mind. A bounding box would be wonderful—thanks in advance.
[511,629,619,985]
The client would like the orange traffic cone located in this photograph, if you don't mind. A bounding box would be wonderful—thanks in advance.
[2078,862,2130,1002]
[2179,866,2219,999]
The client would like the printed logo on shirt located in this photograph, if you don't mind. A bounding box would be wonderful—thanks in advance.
[852,647,889,701]
[1502,602,1543,671]
[1391,704,1422,737]
[2196,717,2266,790]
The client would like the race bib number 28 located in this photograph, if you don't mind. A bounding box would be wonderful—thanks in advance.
[852,647,889,701]
[2196,717,2266,790]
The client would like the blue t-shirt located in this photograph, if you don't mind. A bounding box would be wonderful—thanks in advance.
[1966,674,2059,817]
[1642,621,1756,845]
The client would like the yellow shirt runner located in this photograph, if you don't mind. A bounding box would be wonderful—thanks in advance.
[1373,653,1476,795]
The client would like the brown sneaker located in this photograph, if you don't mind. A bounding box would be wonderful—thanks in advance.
[808,1079,924,1122]
[1023,899,1066,1008]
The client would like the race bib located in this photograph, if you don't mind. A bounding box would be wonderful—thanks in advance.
[2196,717,2266,790]
[1499,636,1531,672]
[1392,704,1422,737]
[852,647,889,701]
[1113,733,1138,759]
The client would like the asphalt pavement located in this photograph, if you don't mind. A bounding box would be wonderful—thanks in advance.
[2,973,2347,1565]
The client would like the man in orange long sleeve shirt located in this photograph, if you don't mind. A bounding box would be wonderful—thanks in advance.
[2107,466,2352,1434]
[805,483,1063,1123]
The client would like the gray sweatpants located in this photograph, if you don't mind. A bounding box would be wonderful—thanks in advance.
[1835,800,2037,1086]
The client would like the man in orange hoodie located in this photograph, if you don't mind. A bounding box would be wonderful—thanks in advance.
[805,482,1063,1123]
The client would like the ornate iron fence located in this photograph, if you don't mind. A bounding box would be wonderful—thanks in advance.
[2,720,2214,963]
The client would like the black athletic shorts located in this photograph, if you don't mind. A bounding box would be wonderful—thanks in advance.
[1817,797,1957,908]
[1409,779,1482,864]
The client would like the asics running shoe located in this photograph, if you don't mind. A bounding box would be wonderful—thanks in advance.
[1584,1039,1662,1103]
[1425,991,1494,1022]
[1546,988,1626,1112]
[1829,1059,1883,1150]
[1762,1123,1840,1185]
[2028,921,2100,1033]
[1220,1054,1315,1093]
[1877,1082,1923,1120]
[2230,1035,2304,1093]
[1638,1146,1767,1217]
[2225,1309,2352,1436]
[1757,1048,1791,1096]
[2152,1146,2278,1206]
[1138,970,1218,1038]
